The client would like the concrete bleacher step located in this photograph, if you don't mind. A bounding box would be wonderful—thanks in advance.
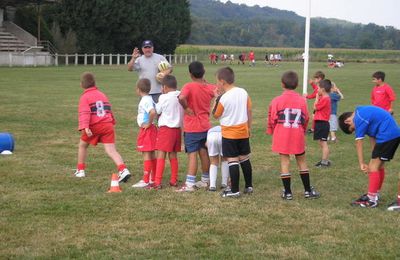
[0,26,32,52]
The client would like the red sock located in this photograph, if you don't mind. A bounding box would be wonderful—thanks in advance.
[117,164,126,172]
[77,163,85,170]
[155,158,166,186]
[151,159,157,182]
[143,160,152,183]
[368,171,380,200]
[170,158,178,184]
[378,168,385,191]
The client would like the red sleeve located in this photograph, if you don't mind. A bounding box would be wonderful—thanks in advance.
[266,101,276,135]
[370,89,375,104]
[306,83,318,99]
[78,95,90,130]
[180,84,189,98]
[386,85,396,101]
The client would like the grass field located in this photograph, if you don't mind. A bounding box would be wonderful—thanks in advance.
[1,62,400,258]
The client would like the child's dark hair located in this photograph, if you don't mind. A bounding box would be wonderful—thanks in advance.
[81,72,96,89]
[338,112,353,134]
[162,74,177,89]
[136,78,151,94]
[319,79,332,93]
[281,71,298,90]
[216,67,235,84]
[188,61,205,79]
[313,71,325,80]
[372,71,385,81]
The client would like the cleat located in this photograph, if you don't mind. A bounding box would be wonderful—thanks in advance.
[146,184,162,190]
[131,180,150,188]
[220,190,240,198]
[244,187,254,194]
[195,180,208,189]
[304,187,320,199]
[175,185,195,192]
[220,184,228,189]
[315,161,331,168]
[359,200,378,208]
[351,194,369,206]
[387,201,400,211]
[118,168,131,183]
[281,190,293,200]
[208,186,217,192]
[74,169,85,178]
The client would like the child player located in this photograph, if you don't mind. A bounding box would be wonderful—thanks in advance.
[339,106,400,210]
[151,75,184,189]
[132,78,158,188]
[267,71,320,200]
[213,67,253,198]
[304,71,325,133]
[329,82,344,142]
[313,79,332,167]
[74,72,131,182]
[177,61,215,192]
[370,71,396,114]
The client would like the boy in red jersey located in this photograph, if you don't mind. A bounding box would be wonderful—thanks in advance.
[74,72,131,183]
[176,61,216,192]
[150,75,184,189]
[313,79,332,167]
[303,71,325,133]
[132,78,158,188]
[371,71,396,114]
[267,71,320,200]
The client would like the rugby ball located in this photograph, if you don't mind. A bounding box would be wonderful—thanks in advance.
[157,61,170,72]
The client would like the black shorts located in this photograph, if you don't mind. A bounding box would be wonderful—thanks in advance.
[222,137,251,158]
[371,137,400,161]
[313,120,330,141]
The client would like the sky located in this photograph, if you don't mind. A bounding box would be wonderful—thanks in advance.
[220,0,400,29]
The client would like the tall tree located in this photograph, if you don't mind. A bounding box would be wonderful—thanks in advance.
[55,0,191,54]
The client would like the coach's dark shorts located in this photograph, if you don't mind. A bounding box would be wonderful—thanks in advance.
[184,131,207,153]
[313,120,330,141]
[222,137,251,158]
[372,137,400,161]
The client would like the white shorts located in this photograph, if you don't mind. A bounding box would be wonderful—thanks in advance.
[329,114,338,131]
[207,131,223,156]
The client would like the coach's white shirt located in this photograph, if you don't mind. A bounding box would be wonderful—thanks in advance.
[156,90,183,128]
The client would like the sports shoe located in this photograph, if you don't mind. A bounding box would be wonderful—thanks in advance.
[244,187,254,194]
[208,186,217,192]
[351,194,369,206]
[131,180,150,188]
[195,180,208,189]
[304,187,320,199]
[118,168,131,183]
[175,184,196,192]
[146,184,162,190]
[220,184,228,189]
[351,194,378,208]
[74,169,85,178]
[281,190,293,200]
[220,190,241,198]
[387,201,400,211]
[315,160,331,167]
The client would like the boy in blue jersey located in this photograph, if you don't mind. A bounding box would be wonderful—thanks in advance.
[339,106,400,211]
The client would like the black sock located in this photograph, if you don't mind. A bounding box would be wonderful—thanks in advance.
[281,173,291,194]
[299,170,311,192]
[228,161,240,193]
[240,158,252,188]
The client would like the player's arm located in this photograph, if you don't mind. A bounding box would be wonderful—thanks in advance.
[355,139,368,173]
[142,109,156,129]
[387,86,396,114]
[78,97,91,131]
[127,47,140,71]
[178,94,194,116]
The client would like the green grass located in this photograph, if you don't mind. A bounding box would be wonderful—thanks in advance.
[1,62,400,258]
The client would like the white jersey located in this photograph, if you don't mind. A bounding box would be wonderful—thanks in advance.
[137,95,155,127]
[156,90,183,128]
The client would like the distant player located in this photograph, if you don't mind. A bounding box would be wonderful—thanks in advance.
[339,106,400,210]
[370,71,396,114]
[267,71,320,200]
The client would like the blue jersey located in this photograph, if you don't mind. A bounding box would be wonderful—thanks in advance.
[329,92,341,115]
[354,106,400,143]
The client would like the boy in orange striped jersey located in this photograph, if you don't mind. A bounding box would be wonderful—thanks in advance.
[213,67,253,198]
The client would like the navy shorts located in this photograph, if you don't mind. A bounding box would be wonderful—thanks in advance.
[222,137,251,158]
[184,132,208,153]
[372,137,400,161]
[313,120,330,141]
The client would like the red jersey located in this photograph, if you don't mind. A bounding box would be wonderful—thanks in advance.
[180,81,215,132]
[267,90,309,155]
[249,52,255,60]
[314,95,331,121]
[306,83,318,99]
[371,83,396,111]
[78,86,115,130]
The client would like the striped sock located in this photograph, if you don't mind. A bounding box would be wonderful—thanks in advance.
[185,175,196,187]
[201,173,209,183]
[281,173,291,194]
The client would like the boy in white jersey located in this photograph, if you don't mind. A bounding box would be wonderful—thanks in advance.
[132,78,157,188]
[213,67,253,198]
[149,75,184,189]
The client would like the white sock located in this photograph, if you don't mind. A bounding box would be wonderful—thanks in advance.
[209,164,218,188]
[221,161,229,186]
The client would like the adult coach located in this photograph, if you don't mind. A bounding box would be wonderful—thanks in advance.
[127,40,172,102]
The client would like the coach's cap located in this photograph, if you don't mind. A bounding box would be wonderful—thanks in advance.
[142,40,153,48]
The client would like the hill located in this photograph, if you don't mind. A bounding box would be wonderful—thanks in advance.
[187,0,400,50]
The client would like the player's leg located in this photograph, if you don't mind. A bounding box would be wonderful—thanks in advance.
[221,157,229,189]
[280,154,292,199]
[132,151,153,188]
[198,147,210,186]
[168,152,178,186]
[209,155,220,191]
[154,150,167,188]
[104,143,131,183]
[239,153,253,194]
[296,153,320,199]
[364,158,384,207]
[150,150,156,184]
[75,139,89,177]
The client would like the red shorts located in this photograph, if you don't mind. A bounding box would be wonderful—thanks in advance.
[156,126,182,152]
[137,124,157,152]
[81,122,115,146]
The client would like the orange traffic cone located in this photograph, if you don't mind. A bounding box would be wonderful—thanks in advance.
[107,173,122,193]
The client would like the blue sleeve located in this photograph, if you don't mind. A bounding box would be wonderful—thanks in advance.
[354,115,367,139]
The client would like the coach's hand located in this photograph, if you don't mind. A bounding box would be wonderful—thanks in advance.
[85,128,93,137]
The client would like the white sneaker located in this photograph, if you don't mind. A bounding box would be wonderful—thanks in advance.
[118,168,131,183]
[195,180,208,188]
[74,169,85,178]
[175,184,196,192]
[132,180,149,188]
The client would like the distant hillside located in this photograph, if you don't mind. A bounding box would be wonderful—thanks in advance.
[187,0,400,50]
